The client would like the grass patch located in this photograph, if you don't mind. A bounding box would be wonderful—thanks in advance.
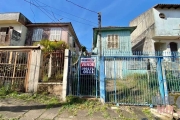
[142,107,153,119]
[59,96,112,119]
[0,87,60,108]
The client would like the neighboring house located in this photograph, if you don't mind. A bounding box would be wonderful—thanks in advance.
[25,22,81,53]
[0,12,31,46]
[92,26,136,56]
[130,4,180,54]
[92,26,136,78]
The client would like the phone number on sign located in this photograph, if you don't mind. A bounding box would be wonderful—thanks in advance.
[81,67,95,74]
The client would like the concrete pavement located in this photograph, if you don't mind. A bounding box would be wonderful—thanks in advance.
[0,98,164,120]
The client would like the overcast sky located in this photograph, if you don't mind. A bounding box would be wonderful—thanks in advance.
[1,0,180,51]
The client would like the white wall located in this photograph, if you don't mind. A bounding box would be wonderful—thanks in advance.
[153,8,180,36]
[0,23,21,32]
[130,9,154,42]
[0,23,27,46]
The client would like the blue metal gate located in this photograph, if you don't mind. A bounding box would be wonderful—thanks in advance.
[104,51,180,105]
[68,52,99,97]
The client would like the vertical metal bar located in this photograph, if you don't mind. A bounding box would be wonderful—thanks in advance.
[161,57,169,105]
[96,56,98,98]
[77,56,80,96]
[157,57,165,104]
[114,57,117,104]
[12,52,17,86]
[100,56,105,102]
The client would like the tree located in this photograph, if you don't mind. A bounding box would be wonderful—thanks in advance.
[35,40,68,81]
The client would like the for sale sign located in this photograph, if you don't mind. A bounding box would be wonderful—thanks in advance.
[80,58,95,75]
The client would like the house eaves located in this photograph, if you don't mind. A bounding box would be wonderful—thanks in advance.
[154,4,180,9]
[0,12,32,25]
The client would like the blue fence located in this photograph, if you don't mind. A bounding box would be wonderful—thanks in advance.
[68,50,180,105]
[68,52,99,97]
[101,51,180,105]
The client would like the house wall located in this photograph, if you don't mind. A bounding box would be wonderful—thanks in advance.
[96,30,132,56]
[130,9,155,46]
[0,13,19,23]
[130,7,180,52]
[0,23,27,46]
[0,13,31,25]
[96,30,132,79]
[68,35,80,54]
[153,8,180,37]
[152,39,180,52]
[26,26,80,53]
[151,8,180,52]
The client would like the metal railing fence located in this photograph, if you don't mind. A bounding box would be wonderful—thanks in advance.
[103,51,180,105]
[0,50,29,91]
[40,50,65,82]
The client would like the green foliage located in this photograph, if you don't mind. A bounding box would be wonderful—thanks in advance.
[165,70,180,92]
[0,91,60,108]
[40,39,68,52]
[55,73,63,81]
[33,41,40,46]
[59,96,111,118]
[142,108,153,119]
[0,86,14,97]
[0,114,3,118]
[107,72,159,104]
[81,46,87,52]
[42,74,49,82]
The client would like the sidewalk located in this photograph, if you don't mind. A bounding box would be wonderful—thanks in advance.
[0,98,159,120]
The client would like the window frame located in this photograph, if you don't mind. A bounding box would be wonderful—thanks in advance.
[32,28,43,41]
[107,34,119,49]
[49,28,61,41]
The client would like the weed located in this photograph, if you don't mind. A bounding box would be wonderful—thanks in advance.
[8,118,19,120]
[142,107,153,119]
[55,73,63,81]
[42,74,49,82]
[59,96,113,119]
[0,114,3,118]
[0,86,13,96]
[102,111,110,119]
[0,89,60,108]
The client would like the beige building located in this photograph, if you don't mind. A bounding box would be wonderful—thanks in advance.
[25,22,81,53]
[130,4,180,53]
[0,12,31,46]
[0,13,81,53]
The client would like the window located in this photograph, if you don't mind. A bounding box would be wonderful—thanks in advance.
[73,41,76,48]
[159,13,165,19]
[107,35,119,49]
[32,28,43,41]
[49,28,61,41]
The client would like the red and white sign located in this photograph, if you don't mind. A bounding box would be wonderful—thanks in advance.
[80,58,95,75]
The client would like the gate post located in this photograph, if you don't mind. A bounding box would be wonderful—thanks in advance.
[62,49,70,101]
[100,56,105,103]
[162,60,169,105]
[157,57,165,104]
[27,49,41,92]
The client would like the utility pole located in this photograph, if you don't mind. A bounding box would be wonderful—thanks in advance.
[98,12,101,57]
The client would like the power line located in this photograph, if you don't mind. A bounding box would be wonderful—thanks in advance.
[34,0,98,25]
[66,0,98,14]
[30,0,36,23]
[24,0,84,49]
[25,0,96,27]
[40,8,96,26]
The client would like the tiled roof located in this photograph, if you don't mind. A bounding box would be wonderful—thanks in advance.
[154,4,180,9]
